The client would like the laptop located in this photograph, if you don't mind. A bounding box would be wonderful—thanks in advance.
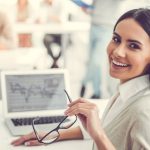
[1,69,71,136]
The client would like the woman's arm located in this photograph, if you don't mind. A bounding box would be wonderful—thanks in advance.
[65,98,116,150]
[11,126,83,146]
[93,130,115,150]
[59,126,83,141]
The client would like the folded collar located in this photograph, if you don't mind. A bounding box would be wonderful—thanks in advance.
[118,75,150,103]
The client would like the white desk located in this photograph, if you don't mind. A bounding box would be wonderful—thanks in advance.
[0,100,108,150]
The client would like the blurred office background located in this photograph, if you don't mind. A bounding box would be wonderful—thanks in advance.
[0,0,149,99]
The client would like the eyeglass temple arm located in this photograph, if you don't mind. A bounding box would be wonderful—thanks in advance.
[64,89,72,103]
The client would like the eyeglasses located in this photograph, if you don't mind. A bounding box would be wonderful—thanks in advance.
[32,90,77,144]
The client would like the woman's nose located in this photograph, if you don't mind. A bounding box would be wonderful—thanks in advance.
[113,45,126,58]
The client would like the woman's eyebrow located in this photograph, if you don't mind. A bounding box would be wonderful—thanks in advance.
[113,32,121,38]
[113,31,121,37]
[127,39,142,45]
[113,32,142,45]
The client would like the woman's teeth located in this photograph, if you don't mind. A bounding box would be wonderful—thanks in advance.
[112,60,128,67]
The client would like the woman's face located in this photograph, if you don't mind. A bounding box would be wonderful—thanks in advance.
[107,18,150,83]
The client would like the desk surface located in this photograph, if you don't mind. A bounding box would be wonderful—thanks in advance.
[0,100,108,150]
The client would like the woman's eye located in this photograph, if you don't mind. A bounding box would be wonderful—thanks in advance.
[129,43,140,50]
[112,36,120,43]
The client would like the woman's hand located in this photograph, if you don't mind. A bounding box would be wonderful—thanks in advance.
[11,132,45,146]
[65,98,103,140]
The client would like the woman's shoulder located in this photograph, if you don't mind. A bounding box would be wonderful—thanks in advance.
[134,93,150,106]
[130,93,150,121]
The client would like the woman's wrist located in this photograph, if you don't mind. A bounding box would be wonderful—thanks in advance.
[58,126,83,141]
[93,130,116,150]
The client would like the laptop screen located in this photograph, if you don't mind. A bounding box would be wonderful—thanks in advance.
[5,74,67,113]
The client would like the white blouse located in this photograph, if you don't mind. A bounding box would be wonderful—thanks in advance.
[81,75,150,150]
[102,75,150,127]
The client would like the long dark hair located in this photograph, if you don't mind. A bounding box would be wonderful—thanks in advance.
[113,8,150,78]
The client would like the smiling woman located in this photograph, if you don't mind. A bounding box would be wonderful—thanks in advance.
[11,8,150,150]
[110,8,150,82]
[107,17,150,83]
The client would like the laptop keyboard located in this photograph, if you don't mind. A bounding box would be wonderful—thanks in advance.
[11,116,68,126]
